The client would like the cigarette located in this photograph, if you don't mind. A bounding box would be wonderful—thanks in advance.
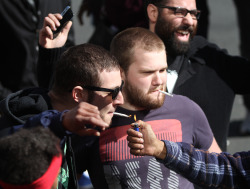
[158,90,173,97]
[113,112,131,118]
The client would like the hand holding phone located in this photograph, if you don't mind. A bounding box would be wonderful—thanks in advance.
[53,6,74,37]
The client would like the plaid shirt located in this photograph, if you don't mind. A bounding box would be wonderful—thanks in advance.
[158,141,250,188]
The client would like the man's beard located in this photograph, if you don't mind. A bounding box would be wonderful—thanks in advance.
[155,14,197,56]
[123,79,165,110]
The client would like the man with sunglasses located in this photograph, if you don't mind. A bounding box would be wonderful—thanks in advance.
[0,13,124,189]
[144,0,250,152]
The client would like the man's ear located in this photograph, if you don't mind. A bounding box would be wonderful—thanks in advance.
[72,86,87,102]
[147,4,159,23]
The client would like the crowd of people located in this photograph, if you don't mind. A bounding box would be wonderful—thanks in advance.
[0,0,250,189]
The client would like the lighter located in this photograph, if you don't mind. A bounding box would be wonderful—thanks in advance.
[134,123,139,131]
[133,115,139,131]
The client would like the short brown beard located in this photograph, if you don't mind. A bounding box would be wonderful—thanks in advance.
[123,78,165,110]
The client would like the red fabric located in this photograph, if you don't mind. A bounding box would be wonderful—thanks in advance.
[0,154,62,189]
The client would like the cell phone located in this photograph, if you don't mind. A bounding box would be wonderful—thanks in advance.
[53,6,74,37]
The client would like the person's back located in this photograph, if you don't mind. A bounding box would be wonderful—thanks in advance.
[0,127,62,189]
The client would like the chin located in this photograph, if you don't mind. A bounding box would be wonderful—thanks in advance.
[104,117,112,126]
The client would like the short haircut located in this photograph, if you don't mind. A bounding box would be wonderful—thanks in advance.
[0,127,61,185]
[52,43,120,93]
[110,27,165,74]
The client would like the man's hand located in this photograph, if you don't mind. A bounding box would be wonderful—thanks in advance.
[127,120,167,160]
[62,102,109,136]
[39,13,72,48]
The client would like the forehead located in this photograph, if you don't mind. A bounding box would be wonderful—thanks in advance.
[130,48,167,70]
[165,0,197,9]
[99,69,122,88]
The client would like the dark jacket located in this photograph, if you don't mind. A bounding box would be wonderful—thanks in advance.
[169,36,250,151]
[0,87,51,132]
[0,87,78,189]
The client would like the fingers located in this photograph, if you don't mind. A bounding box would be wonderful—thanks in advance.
[127,128,145,156]
[76,128,101,137]
[63,21,72,31]
[127,128,143,138]
[62,102,109,136]
[43,13,62,32]
[39,13,66,48]
[80,116,108,130]
[75,102,108,128]
[127,139,144,149]
[130,148,144,156]
[127,134,143,144]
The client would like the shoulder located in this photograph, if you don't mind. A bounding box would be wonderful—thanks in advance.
[167,94,198,108]
[188,36,228,58]
[0,87,51,126]
[165,94,205,117]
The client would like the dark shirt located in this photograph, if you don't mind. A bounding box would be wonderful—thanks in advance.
[168,36,250,151]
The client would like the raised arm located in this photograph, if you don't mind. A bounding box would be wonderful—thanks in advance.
[37,13,72,88]
[12,102,109,139]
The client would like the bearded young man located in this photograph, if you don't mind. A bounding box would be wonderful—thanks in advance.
[145,0,250,152]
[72,27,221,189]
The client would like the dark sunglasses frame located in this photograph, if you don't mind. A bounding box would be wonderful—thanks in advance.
[83,80,124,100]
[155,5,201,20]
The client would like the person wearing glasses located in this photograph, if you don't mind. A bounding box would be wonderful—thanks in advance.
[0,13,124,189]
[144,0,250,153]
[72,27,221,189]
[126,121,250,188]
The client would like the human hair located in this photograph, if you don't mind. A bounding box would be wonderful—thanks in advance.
[0,127,61,185]
[143,0,169,19]
[110,27,165,74]
[52,43,120,94]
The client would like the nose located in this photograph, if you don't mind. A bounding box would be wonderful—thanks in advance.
[152,72,163,86]
[182,12,195,26]
[113,91,124,105]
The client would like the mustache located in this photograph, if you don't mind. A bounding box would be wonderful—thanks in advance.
[149,87,164,93]
[176,25,194,33]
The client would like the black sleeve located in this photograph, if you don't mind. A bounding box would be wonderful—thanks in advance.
[37,45,66,89]
[191,36,250,94]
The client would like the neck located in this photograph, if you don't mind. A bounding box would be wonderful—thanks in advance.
[120,96,145,111]
[48,91,76,111]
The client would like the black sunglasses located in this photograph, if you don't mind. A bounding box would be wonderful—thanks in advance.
[83,80,124,100]
[155,5,201,20]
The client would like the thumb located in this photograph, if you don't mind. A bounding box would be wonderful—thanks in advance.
[61,21,72,35]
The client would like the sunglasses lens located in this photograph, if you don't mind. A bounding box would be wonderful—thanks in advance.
[112,81,124,100]
[112,89,119,100]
